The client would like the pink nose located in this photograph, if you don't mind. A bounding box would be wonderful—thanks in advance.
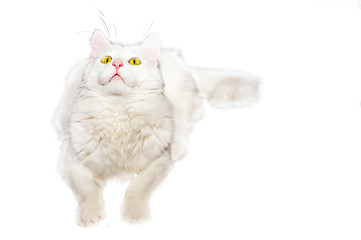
[112,60,123,71]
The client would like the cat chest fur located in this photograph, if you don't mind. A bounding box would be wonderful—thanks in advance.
[70,97,173,178]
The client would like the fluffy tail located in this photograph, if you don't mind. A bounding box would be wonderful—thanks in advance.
[190,67,261,108]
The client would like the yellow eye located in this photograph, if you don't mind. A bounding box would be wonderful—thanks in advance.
[128,58,141,66]
[101,56,112,64]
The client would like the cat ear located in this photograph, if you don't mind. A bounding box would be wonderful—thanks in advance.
[90,30,110,58]
[140,33,161,64]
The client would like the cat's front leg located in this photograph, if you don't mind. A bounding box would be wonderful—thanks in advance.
[121,151,172,223]
[68,163,106,227]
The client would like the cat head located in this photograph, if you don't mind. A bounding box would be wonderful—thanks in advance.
[83,30,163,96]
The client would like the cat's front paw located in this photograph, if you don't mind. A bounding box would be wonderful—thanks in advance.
[76,201,106,227]
[121,198,150,223]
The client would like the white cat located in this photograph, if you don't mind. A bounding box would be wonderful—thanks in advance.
[54,30,260,227]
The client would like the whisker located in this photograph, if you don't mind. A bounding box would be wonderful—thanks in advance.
[76,30,93,36]
[99,11,106,17]
[98,11,110,38]
[113,23,118,41]
[100,17,110,38]
[141,18,156,42]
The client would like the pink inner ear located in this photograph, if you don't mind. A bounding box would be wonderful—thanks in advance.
[148,49,160,64]
[141,34,161,64]
[90,31,109,58]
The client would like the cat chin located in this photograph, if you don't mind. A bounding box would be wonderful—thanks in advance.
[103,84,132,96]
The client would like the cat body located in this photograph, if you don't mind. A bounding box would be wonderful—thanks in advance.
[68,89,173,178]
[54,30,259,226]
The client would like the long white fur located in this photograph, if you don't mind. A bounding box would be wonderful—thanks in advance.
[54,30,259,227]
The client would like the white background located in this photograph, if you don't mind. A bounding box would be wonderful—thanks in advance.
[0,0,361,239]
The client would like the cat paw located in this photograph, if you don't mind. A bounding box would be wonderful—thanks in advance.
[208,77,260,109]
[76,201,106,227]
[121,199,150,223]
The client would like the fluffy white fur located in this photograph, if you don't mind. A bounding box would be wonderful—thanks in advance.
[54,30,259,227]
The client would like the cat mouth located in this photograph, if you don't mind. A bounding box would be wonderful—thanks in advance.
[110,74,125,83]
